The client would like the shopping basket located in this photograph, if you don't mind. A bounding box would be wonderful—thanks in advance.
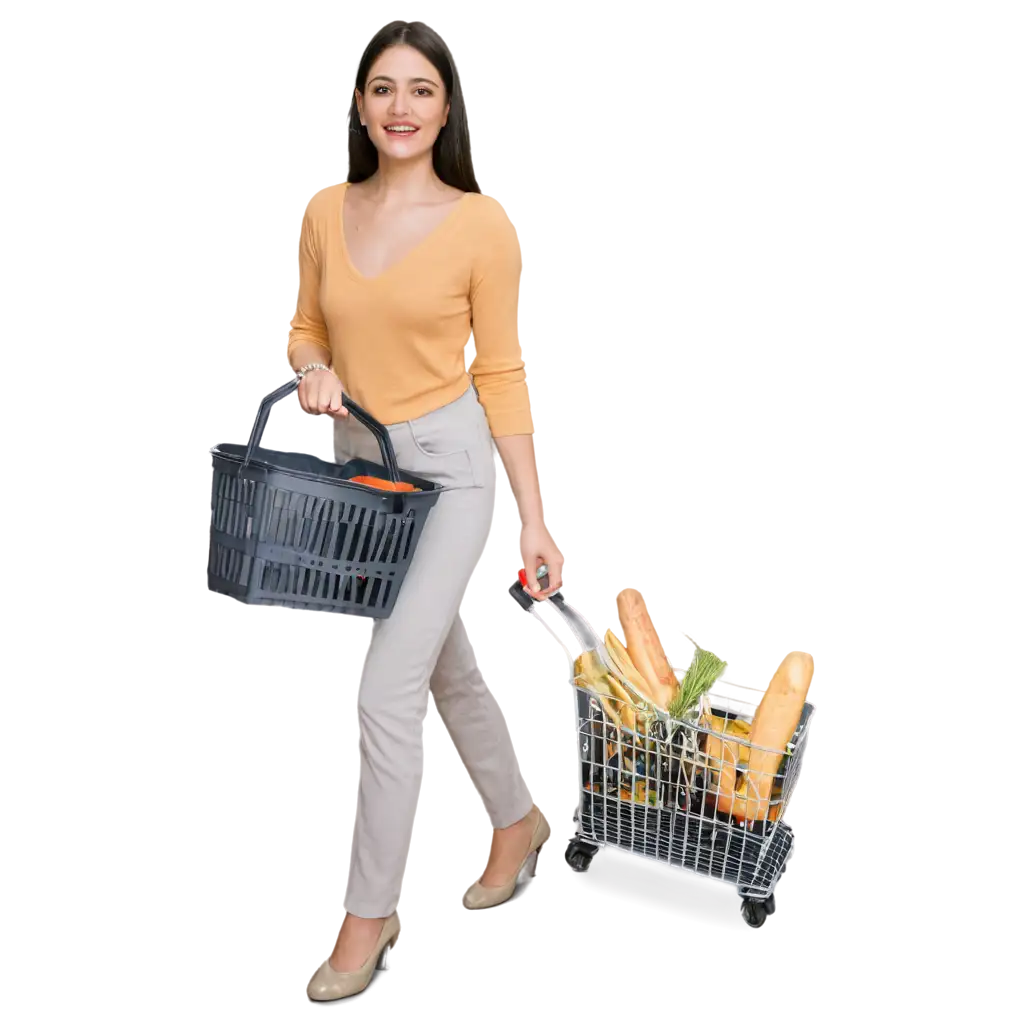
[509,566,815,928]
[208,377,442,617]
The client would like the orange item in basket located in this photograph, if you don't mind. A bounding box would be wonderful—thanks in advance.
[348,474,420,492]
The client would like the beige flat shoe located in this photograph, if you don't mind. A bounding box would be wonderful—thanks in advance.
[306,912,400,1001]
[463,806,551,910]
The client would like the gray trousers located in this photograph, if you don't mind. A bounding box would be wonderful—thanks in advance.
[333,382,534,918]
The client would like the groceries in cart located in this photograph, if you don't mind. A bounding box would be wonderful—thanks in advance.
[571,587,814,830]
[509,564,816,927]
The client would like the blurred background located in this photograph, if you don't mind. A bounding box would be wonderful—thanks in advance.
[2,1,1019,1020]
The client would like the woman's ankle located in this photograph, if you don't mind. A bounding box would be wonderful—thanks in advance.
[497,803,536,832]
[330,916,388,972]
[333,914,386,948]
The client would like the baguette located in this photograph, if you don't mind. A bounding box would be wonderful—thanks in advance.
[705,727,741,809]
[726,652,813,822]
[703,716,750,812]
[616,589,677,708]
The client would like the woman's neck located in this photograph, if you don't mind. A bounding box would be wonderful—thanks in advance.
[361,155,447,204]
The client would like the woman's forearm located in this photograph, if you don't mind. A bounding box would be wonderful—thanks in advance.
[493,434,544,526]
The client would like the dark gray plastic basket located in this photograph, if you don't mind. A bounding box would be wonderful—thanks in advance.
[208,377,442,617]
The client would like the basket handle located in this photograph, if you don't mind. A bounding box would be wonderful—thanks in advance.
[242,377,403,483]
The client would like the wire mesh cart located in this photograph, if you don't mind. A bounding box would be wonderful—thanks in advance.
[509,566,815,928]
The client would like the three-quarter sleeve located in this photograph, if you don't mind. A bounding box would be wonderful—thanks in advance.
[467,200,534,436]
[286,201,332,365]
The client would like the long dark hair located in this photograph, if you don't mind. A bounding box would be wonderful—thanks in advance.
[347,21,480,193]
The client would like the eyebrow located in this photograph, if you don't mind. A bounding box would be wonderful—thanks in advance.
[367,75,440,87]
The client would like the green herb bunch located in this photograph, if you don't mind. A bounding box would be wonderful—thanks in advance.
[668,637,727,720]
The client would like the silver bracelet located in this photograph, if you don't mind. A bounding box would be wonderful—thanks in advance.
[296,362,332,379]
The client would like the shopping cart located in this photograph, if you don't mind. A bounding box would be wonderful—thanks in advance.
[509,565,815,928]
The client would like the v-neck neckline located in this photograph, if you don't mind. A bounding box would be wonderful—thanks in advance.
[338,181,470,283]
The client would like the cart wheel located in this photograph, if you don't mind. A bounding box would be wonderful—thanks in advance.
[764,893,776,916]
[741,899,769,928]
[565,840,596,873]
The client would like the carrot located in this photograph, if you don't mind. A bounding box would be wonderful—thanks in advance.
[726,652,813,822]
[348,474,419,492]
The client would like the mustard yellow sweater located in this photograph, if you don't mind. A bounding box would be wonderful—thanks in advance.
[287,182,534,437]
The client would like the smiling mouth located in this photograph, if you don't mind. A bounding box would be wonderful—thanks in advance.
[384,124,420,135]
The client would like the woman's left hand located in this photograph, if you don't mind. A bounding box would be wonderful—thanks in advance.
[520,520,564,600]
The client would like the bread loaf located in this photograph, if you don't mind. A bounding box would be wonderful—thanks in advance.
[727,652,813,822]
[616,589,677,708]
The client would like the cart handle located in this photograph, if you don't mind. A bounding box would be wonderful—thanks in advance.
[242,377,402,483]
[507,565,602,651]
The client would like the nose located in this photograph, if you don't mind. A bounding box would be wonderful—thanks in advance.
[388,89,410,117]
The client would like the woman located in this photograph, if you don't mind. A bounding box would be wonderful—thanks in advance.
[286,21,564,1001]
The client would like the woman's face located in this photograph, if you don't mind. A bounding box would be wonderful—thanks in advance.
[356,44,450,162]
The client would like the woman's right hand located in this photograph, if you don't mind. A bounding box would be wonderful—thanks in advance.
[297,368,348,418]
